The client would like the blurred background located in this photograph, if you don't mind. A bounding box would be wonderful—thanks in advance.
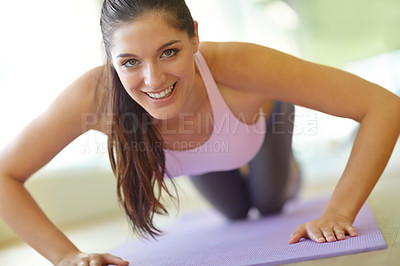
[0,0,399,264]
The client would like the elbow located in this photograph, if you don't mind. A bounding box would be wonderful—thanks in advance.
[385,94,400,132]
[395,94,400,114]
[390,93,400,117]
[359,93,400,126]
[394,95,400,129]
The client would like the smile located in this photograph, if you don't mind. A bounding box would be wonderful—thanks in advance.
[145,83,175,99]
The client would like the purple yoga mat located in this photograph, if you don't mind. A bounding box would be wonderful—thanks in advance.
[112,197,386,265]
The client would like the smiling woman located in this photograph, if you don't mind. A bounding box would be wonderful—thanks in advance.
[0,0,400,266]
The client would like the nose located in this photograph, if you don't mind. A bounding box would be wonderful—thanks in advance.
[143,62,166,90]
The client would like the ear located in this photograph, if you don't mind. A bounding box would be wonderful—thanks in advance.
[192,21,200,54]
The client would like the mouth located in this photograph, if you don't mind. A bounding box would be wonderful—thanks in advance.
[145,83,176,100]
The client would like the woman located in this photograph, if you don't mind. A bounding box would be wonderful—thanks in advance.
[0,0,399,265]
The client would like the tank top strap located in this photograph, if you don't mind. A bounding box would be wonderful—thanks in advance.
[194,51,230,122]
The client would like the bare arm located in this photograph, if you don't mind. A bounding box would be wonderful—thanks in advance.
[204,41,400,242]
[0,67,128,265]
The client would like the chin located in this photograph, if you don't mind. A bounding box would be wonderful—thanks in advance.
[149,110,179,121]
[145,99,185,122]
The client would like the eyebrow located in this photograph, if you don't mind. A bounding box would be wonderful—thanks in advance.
[116,40,182,58]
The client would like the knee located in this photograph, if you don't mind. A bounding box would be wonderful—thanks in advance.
[224,210,249,221]
[257,202,284,216]
[253,197,286,216]
[222,205,249,220]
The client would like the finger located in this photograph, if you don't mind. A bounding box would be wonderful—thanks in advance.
[333,227,346,240]
[88,254,102,266]
[75,253,90,266]
[321,228,337,242]
[307,227,326,243]
[77,259,89,266]
[288,225,306,244]
[102,253,130,266]
[344,225,358,237]
[89,260,101,266]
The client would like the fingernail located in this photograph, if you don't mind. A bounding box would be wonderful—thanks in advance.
[318,238,325,242]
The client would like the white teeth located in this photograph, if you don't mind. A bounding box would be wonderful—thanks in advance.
[146,84,174,99]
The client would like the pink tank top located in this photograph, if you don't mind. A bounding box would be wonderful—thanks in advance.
[164,52,266,177]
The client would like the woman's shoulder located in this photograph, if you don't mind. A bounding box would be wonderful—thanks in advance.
[52,64,110,133]
[79,65,108,97]
[198,42,243,85]
[198,42,275,117]
[198,42,278,89]
[67,65,107,99]
[79,65,111,132]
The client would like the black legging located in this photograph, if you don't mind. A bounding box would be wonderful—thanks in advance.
[189,101,298,220]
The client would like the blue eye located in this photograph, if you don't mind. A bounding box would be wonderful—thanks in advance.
[123,59,139,68]
[162,49,178,58]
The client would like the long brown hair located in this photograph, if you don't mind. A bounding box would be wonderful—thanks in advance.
[99,0,195,238]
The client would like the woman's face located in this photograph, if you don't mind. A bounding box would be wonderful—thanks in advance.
[110,13,199,121]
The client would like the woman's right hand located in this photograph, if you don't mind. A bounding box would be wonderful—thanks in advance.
[56,251,129,266]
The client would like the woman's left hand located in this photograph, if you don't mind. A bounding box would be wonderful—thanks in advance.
[288,212,358,244]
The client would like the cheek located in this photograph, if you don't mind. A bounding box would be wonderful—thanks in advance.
[116,76,147,105]
[175,57,195,81]
[119,75,142,95]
